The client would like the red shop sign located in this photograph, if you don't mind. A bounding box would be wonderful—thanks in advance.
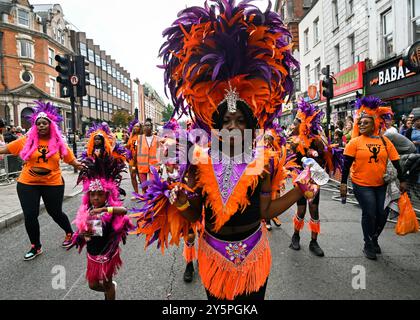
[320,61,365,101]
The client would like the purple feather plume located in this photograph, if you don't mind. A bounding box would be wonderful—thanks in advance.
[355,96,384,110]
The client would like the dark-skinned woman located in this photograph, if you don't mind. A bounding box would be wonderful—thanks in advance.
[0,101,84,261]
[341,97,407,260]
[131,1,326,300]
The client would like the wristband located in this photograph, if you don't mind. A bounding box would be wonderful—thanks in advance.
[176,201,190,212]
[107,207,114,214]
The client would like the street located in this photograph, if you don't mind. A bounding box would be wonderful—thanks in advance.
[0,177,419,300]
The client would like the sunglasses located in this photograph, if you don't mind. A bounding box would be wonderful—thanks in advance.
[358,121,373,126]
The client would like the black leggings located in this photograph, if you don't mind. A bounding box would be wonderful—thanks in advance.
[17,182,73,248]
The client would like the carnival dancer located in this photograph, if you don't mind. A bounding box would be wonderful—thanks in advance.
[287,100,342,257]
[82,123,127,163]
[69,155,133,299]
[126,120,143,199]
[131,0,327,300]
[0,101,84,261]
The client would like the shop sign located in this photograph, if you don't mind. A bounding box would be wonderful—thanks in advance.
[308,85,318,100]
[320,61,365,101]
[403,40,420,73]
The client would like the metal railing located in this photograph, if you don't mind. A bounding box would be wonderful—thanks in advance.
[0,155,24,185]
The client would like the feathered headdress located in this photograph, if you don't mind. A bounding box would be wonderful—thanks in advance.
[20,101,68,161]
[159,0,298,130]
[128,119,141,136]
[294,99,324,155]
[352,96,393,138]
[71,155,132,253]
[84,123,115,159]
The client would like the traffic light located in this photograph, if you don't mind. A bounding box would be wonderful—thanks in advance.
[74,56,90,97]
[55,54,73,98]
[321,66,334,99]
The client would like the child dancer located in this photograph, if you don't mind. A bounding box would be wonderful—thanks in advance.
[69,156,133,300]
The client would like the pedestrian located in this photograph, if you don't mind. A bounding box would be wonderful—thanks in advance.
[4,126,18,143]
[343,116,354,144]
[385,117,398,134]
[0,118,5,144]
[400,117,413,136]
[0,101,84,261]
[340,96,408,260]
[69,155,133,300]
[125,120,143,199]
[134,118,160,193]
[132,0,324,300]
[384,129,416,155]
[405,111,420,153]
[16,126,24,138]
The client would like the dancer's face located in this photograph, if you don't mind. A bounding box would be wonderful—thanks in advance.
[36,118,51,137]
[94,135,103,147]
[358,117,374,136]
[222,108,247,147]
[133,124,141,135]
[89,191,107,208]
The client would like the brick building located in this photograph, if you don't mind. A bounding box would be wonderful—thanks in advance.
[0,1,75,130]
[70,31,133,133]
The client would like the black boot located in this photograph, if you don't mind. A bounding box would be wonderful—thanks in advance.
[183,262,194,283]
[363,241,377,260]
[309,240,325,257]
[289,234,300,251]
[372,237,382,254]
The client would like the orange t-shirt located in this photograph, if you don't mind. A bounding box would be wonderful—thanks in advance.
[7,136,75,186]
[344,135,400,187]
[126,134,139,166]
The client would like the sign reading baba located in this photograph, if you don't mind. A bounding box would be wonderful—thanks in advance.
[369,59,416,87]
[403,41,420,73]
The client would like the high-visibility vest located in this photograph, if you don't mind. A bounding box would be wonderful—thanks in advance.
[137,135,159,173]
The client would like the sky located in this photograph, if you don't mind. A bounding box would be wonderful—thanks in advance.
[29,0,272,105]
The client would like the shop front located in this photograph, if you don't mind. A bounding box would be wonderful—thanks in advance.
[319,61,365,124]
[365,50,420,122]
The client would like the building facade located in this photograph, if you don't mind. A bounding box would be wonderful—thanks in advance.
[365,0,420,119]
[319,0,369,122]
[143,82,165,127]
[70,31,133,133]
[275,0,315,125]
[0,1,75,130]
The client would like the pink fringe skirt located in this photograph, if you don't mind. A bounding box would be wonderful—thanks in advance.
[86,248,122,283]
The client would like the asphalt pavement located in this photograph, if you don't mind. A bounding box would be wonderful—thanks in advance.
[0,175,419,300]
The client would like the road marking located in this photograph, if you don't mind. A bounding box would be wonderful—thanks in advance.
[62,272,84,300]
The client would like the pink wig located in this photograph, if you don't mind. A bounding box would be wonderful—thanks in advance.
[20,101,68,161]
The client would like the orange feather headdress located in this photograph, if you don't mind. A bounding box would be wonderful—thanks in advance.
[159,0,298,130]
[352,96,393,138]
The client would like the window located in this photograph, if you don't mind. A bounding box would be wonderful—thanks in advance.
[109,103,113,114]
[21,71,32,83]
[304,29,309,53]
[108,83,112,94]
[347,0,354,17]
[80,43,87,57]
[332,0,339,29]
[97,99,102,111]
[117,70,121,82]
[348,34,356,65]
[305,65,310,88]
[107,63,112,75]
[88,49,95,63]
[335,44,340,73]
[314,59,321,83]
[96,77,101,89]
[382,9,394,58]
[411,0,420,42]
[95,54,101,67]
[19,40,33,58]
[112,67,116,78]
[90,96,96,109]
[56,29,64,45]
[83,96,89,107]
[128,80,131,89]
[48,48,55,66]
[102,80,107,92]
[17,9,30,27]
[89,73,96,86]
[103,101,108,113]
[50,78,56,97]
[313,18,319,44]
[117,88,121,99]
[101,59,106,71]
[113,86,117,96]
